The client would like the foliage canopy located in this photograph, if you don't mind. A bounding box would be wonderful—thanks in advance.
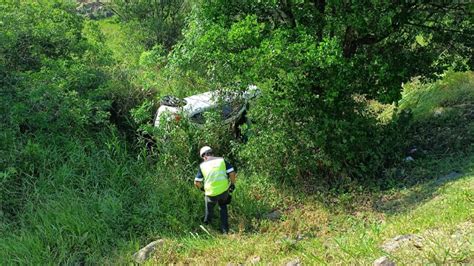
[0,0,472,263]
[168,1,473,181]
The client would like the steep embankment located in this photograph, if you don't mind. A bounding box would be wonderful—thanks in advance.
[148,164,473,264]
[136,72,474,265]
[1,2,472,263]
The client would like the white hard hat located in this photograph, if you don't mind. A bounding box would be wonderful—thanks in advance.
[199,146,212,157]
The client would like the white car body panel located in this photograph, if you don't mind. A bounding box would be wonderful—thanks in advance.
[154,86,260,127]
[154,91,219,127]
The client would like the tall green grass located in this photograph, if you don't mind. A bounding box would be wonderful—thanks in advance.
[1,68,472,263]
[400,71,474,156]
[97,18,146,64]
[0,123,277,263]
[399,71,474,120]
[0,127,202,263]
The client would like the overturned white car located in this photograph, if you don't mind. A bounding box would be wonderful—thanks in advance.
[153,86,260,132]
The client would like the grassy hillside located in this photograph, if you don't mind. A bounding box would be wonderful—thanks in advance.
[1,2,472,264]
[149,159,473,264]
[1,66,472,265]
[138,72,473,264]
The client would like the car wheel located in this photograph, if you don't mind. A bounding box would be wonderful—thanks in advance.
[233,110,247,140]
[160,95,186,107]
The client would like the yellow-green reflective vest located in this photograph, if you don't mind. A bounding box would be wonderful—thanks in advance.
[200,157,229,196]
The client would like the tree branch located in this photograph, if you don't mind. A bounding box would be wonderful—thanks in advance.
[277,0,296,28]
[342,2,418,58]
[312,0,326,40]
[405,21,472,35]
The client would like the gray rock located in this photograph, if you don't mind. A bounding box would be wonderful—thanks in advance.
[381,234,421,252]
[249,255,261,264]
[373,256,395,266]
[404,156,415,162]
[132,239,164,263]
[286,258,301,266]
[264,210,282,221]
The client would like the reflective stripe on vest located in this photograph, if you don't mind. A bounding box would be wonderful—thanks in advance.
[200,157,229,196]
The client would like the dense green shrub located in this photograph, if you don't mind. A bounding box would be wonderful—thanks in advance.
[168,2,471,183]
[1,1,107,221]
[0,1,115,133]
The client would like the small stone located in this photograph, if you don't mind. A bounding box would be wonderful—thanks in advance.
[373,256,395,266]
[381,234,419,252]
[286,258,301,266]
[404,156,414,162]
[249,256,261,264]
[132,239,164,264]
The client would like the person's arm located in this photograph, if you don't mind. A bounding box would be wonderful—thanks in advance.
[225,160,237,187]
[195,169,204,190]
[229,171,237,184]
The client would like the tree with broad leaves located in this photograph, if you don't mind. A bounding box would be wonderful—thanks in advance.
[169,0,473,181]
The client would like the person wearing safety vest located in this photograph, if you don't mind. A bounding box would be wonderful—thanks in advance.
[194,146,236,234]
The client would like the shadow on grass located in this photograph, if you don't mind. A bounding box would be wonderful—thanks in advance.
[372,169,466,215]
[269,151,473,218]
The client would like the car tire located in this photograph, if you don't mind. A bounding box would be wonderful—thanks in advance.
[160,95,186,107]
[233,110,247,140]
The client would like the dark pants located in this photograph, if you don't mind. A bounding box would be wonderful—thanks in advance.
[204,191,230,233]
